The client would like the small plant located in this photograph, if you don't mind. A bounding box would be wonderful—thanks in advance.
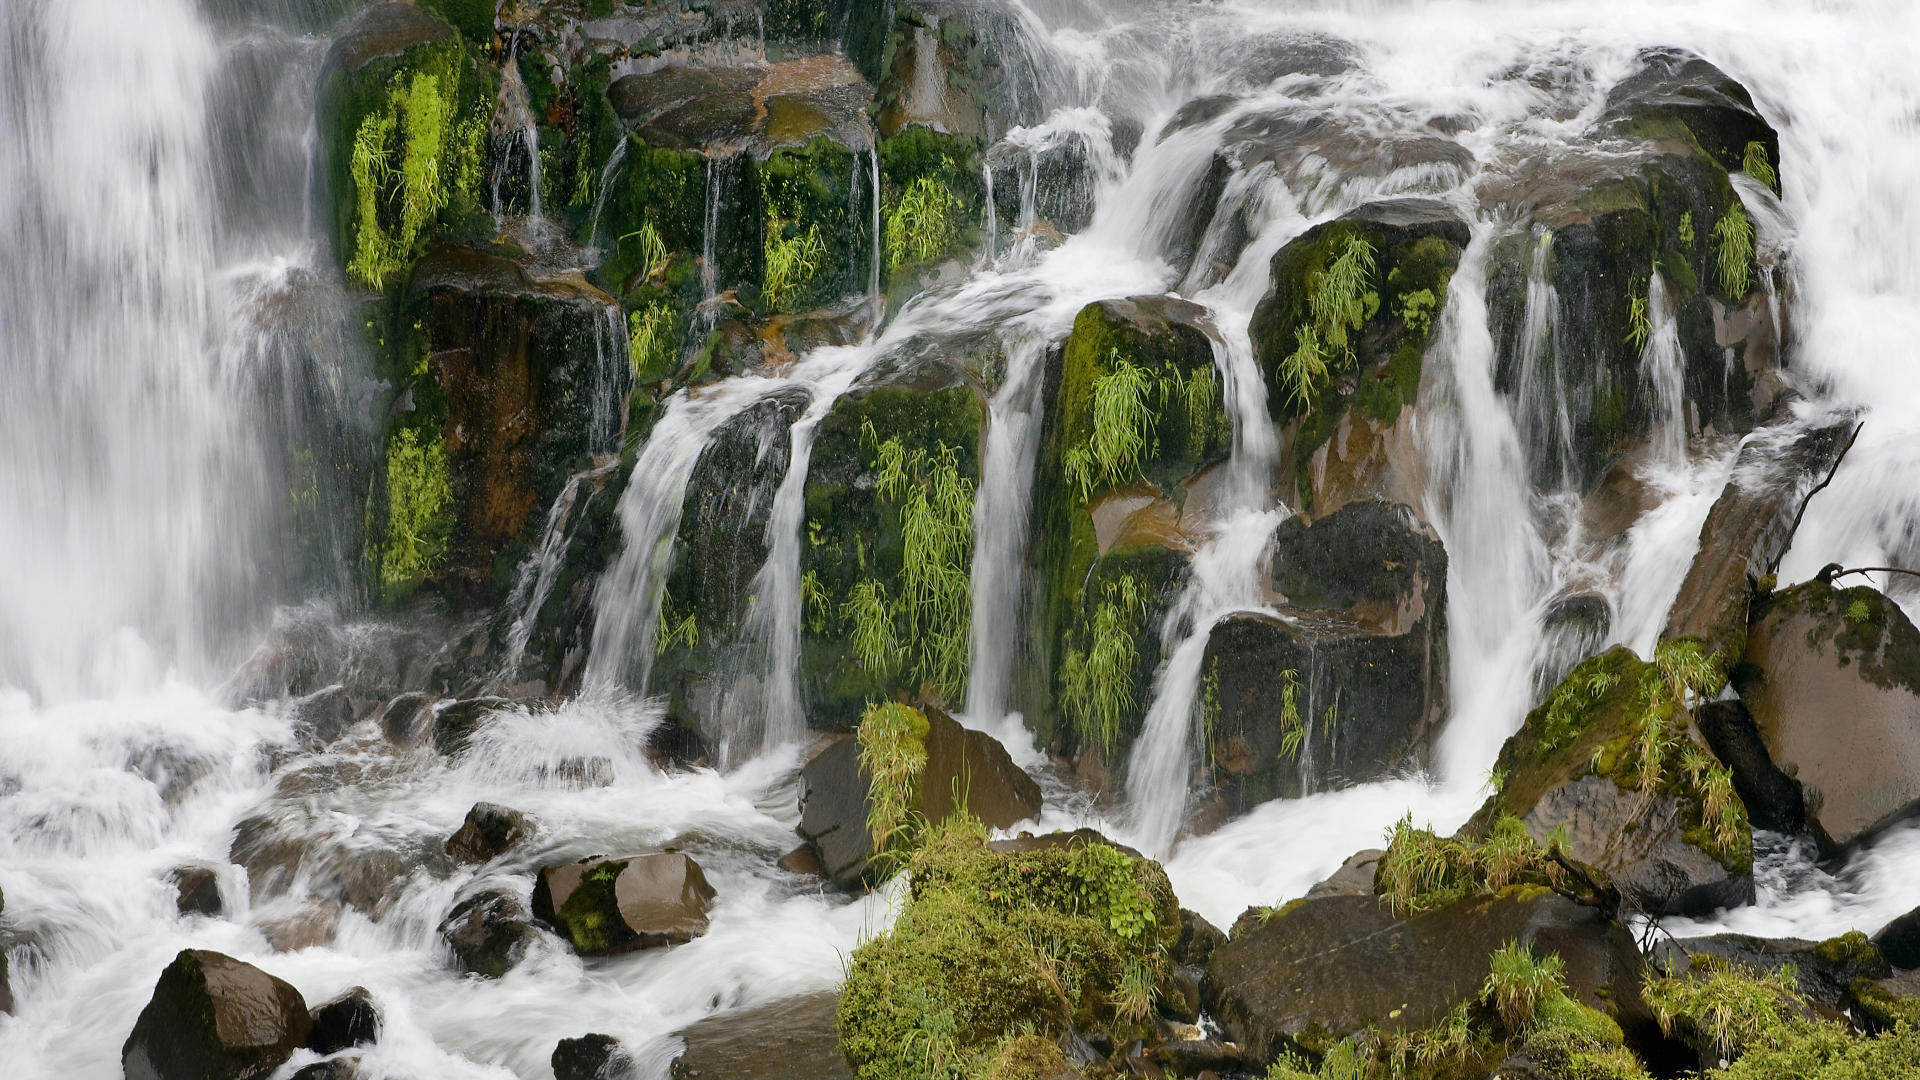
[1376,813,1565,915]
[1183,365,1220,456]
[1085,354,1156,492]
[1643,957,1803,1064]
[1062,576,1144,754]
[618,220,673,283]
[1846,597,1872,623]
[1627,291,1652,350]
[858,700,931,859]
[1282,232,1380,415]
[348,69,466,289]
[380,426,453,592]
[1266,1039,1371,1080]
[886,173,962,270]
[1278,668,1305,761]
[1678,210,1696,249]
[1280,324,1332,410]
[1742,141,1778,191]
[1485,941,1567,1030]
[1397,287,1438,337]
[654,591,699,654]
[1713,203,1756,295]
[627,301,677,382]
[1111,958,1156,1023]
[843,578,903,679]
[800,568,832,634]
[764,217,826,311]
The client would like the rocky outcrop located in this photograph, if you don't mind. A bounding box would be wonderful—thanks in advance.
[531,852,717,955]
[438,888,539,978]
[858,0,1042,141]
[444,801,534,864]
[308,986,382,1056]
[797,707,1042,888]
[1204,889,1650,1064]
[1203,500,1446,811]
[669,992,851,1080]
[1733,579,1920,853]
[122,950,313,1080]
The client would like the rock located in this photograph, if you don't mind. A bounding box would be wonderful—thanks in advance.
[532,852,717,955]
[288,685,356,751]
[1874,906,1920,971]
[609,65,761,151]
[122,949,313,1080]
[553,1032,634,1080]
[444,802,534,864]
[1735,578,1920,852]
[1523,774,1751,917]
[987,828,1142,860]
[170,865,224,917]
[776,844,824,878]
[431,696,513,757]
[0,885,9,1015]
[1174,908,1228,970]
[1599,48,1781,180]
[308,986,382,1055]
[1305,849,1384,900]
[1663,416,1857,660]
[1153,1038,1244,1076]
[1693,698,1806,835]
[669,992,851,1080]
[1652,931,1888,1012]
[798,708,1042,888]
[438,888,539,978]
[1849,969,1920,1031]
[325,4,454,77]
[290,1059,365,1080]
[1203,890,1650,1064]
[260,897,343,952]
[376,691,436,748]
[865,0,1041,140]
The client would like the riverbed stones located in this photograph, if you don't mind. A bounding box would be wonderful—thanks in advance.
[444,801,534,864]
[308,986,382,1055]
[122,949,313,1080]
[1734,579,1920,853]
[438,887,539,978]
[797,707,1042,889]
[431,696,513,757]
[532,852,717,955]
[669,992,850,1080]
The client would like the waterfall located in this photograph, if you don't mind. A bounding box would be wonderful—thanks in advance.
[963,337,1049,730]
[1640,271,1688,468]
[1515,228,1575,489]
[586,134,629,249]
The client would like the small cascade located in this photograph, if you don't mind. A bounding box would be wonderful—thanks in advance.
[490,46,545,222]
[589,303,629,455]
[1640,271,1688,468]
[585,133,629,248]
[1515,228,1575,489]
[496,464,613,682]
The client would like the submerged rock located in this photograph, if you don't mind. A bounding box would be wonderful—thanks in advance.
[669,992,850,1080]
[308,986,382,1055]
[553,1032,634,1080]
[438,887,539,978]
[122,949,313,1080]
[170,864,224,918]
[444,801,534,864]
[532,852,717,955]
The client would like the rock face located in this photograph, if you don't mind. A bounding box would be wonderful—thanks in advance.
[308,986,382,1055]
[532,852,717,955]
[438,888,539,978]
[122,949,313,1080]
[1203,500,1446,810]
[669,992,851,1080]
[444,802,534,864]
[797,707,1043,888]
[1204,890,1650,1064]
[1734,579,1920,852]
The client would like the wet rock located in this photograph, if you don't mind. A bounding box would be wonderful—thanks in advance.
[122,949,313,1080]
[125,742,221,806]
[288,685,356,751]
[1850,969,1920,1031]
[231,813,308,901]
[609,65,761,152]
[438,888,538,978]
[1524,774,1751,917]
[431,696,513,757]
[669,991,850,1080]
[326,4,454,76]
[1735,579,1920,852]
[1305,849,1384,900]
[532,852,718,955]
[1652,931,1889,1012]
[1874,906,1920,971]
[1664,416,1856,660]
[798,708,1042,888]
[308,986,382,1055]
[444,802,534,864]
[291,1058,366,1080]
[1154,1038,1244,1076]
[987,828,1142,859]
[1203,890,1650,1064]
[776,843,824,878]
[1599,48,1781,181]
[0,885,9,1015]
[1693,698,1806,835]
[865,0,1042,140]
[1174,908,1228,970]
[554,1032,634,1080]
[376,691,436,748]
[260,897,343,952]
[171,864,224,917]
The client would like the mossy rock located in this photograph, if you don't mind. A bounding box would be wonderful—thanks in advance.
[1598,49,1781,192]
[1651,932,1889,1014]
[837,827,1177,1080]
[878,124,986,294]
[530,852,717,955]
[759,136,874,314]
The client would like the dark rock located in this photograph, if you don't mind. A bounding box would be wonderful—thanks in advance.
[122,949,313,1080]
[326,4,454,76]
[1305,849,1384,900]
[986,828,1141,859]
[438,888,538,978]
[289,685,356,751]
[1203,890,1650,1064]
[1850,969,1920,1031]
[669,991,850,1080]
[1599,49,1781,180]
[1736,578,1920,852]
[1874,906,1920,971]
[0,885,9,1015]
[1158,964,1202,1023]
[444,802,534,864]
[431,696,513,757]
[290,1058,366,1080]
[1153,1038,1243,1075]
[532,852,717,955]
[1174,908,1227,970]
[171,865,224,918]
[1694,698,1805,835]
[609,65,760,151]
[554,1032,634,1080]
[776,844,824,878]
[231,813,308,900]
[1652,931,1889,1012]
[798,708,1042,888]
[868,0,1042,141]
[125,742,221,806]
[308,986,382,1055]
[1523,774,1751,916]
[376,691,436,748]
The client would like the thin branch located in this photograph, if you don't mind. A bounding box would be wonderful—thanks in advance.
[1817,564,1920,585]
[1771,420,1863,576]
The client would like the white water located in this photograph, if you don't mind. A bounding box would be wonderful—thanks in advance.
[12,0,1920,1076]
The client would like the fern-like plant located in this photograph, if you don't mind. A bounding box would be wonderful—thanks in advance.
[764,218,826,311]
[1742,140,1778,191]
[885,174,961,270]
[627,301,677,382]
[1714,204,1756,295]
[1062,576,1144,753]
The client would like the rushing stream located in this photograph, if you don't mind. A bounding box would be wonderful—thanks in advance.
[5,0,1920,1076]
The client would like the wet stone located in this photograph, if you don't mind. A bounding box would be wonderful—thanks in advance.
[438,888,539,978]
[308,986,382,1055]
[554,1033,634,1080]
[170,864,223,917]
[444,802,534,865]
[122,949,313,1080]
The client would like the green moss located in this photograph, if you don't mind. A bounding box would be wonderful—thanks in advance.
[417,0,494,42]
[759,137,868,311]
[878,126,984,287]
[1644,955,1804,1063]
[553,858,629,955]
[859,701,932,867]
[1710,1020,1920,1079]
[1815,931,1882,970]
[1375,813,1573,916]
[1850,979,1920,1032]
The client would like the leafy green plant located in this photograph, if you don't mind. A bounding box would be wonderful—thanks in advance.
[1742,141,1778,191]
[348,69,466,289]
[858,700,931,858]
[1376,813,1566,915]
[617,220,672,283]
[1280,323,1332,411]
[1713,203,1756,295]
[842,578,903,679]
[1678,211,1696,249]
[1182,365,1219,456]
[764,217,826,311]
[654,591,699,654]
[1627,291,1652,350]
[1643,957,1804,1064]
[1062,575,1144,754]
[380,426,453,592]
[1397,287,1438,337]
[886,173,962,270]
[1282,233,1380,414]
[800,568,832,634]
[627,301,677,382]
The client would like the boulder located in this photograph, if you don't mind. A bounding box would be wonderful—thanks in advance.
[1693,698,1806,835]
[170,865,224,918]
[288,685,356,752]
[377,691,436,748]
[325,4,453,77]
[1850,969,1920,1031]
[1734,579,1920,852]
[553,1032,634,1080]
[862,0,1041,140]
[1203,890,1650,1065]
[532,852,717,955]
[308,986,382,1055]
[1598,49,1781,181]
[444,802,534,864]
[291,1059,366,1080]
[438,888,538,978]
[431,696,513,757]
[1874,905,1920,971]
[798,708,1042,889]
[1305,849,1384,900]
[1651,931,1889,1013]
[669,992,851,1080]
[1523,774,1751,917]
[122,949,313,1080]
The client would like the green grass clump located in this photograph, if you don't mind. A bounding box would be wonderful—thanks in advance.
[654,590,699,655]
[1375,813,1567,915]
[886,173,962,270]
[379,426,453,597]
[1713,203,1756,297]
[627,301,678,382]
[1742,141,1778,192]
[1847,597,1873,624]
[842,578,903,680]
[348,68,475,289]
[1278,668,1305,761]
[1485,941,1566,1030]
[764,218,826,311]
[1627,290,1652,350]
[1281,234,1380,413]
[1644,956,1804,1064]
[858,700,931,860]
[1060,575,1144,754]
[1711,1020,1920,1079]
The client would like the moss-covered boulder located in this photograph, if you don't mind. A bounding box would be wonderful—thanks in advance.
[366,248,627,607]
[670,991,850,1080]
[1651,932,1889,1015]
[837,824,1179,1080]
[122,949,313,1080]
[1203,888,1649,1070]
[531,852,717,955]
[318,5,493,292]
[1201,500,1446,811]
[1734,579,1920,853]
[1029,297,1230,759]
[879,124,988,300]
[1251,199,1468,512]
[797,705,1041,889]
[1598,49,1781,191]
[1470,645,1755,916]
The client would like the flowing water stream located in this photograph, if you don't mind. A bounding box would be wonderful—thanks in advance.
[8,0,1920,1075]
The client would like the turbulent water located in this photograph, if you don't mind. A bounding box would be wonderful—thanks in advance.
[5,0,1920,1076]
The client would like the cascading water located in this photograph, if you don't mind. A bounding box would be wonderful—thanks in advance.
[12,0,1920,1076]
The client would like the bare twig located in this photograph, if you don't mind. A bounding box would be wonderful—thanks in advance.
[1771,421,1864,576]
